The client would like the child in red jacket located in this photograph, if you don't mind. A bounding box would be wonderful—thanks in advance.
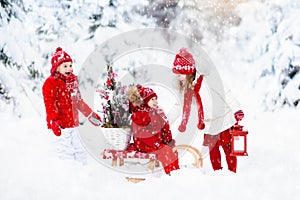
[42,47,101,163]
[128,85,179,175]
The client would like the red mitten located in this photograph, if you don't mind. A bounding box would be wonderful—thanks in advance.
[197,121,205,130]
[88,112,102,126]
[167,139,176,148]
[178,124,186,132]
[234,110,244,122]
[51,120,61,137]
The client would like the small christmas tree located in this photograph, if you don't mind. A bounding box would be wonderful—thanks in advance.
[97,65,131,128]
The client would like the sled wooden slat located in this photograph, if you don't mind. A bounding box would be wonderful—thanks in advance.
[173,145,203,168]
[101,149,159,171]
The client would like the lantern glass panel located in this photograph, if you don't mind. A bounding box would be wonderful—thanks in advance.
[233,136,245,152]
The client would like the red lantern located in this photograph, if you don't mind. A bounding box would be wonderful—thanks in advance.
[230,124,248,156]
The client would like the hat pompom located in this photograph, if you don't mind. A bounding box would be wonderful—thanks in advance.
[179,48,188,55]
[179,47,195,65]
[55,47,63,52]
[127,86,143,107]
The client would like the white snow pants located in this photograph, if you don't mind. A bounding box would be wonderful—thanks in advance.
[53,127,87,164]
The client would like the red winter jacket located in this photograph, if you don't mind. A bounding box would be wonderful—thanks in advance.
[42,72,92,129]
[131,106,173,151]
[131,105,179,174]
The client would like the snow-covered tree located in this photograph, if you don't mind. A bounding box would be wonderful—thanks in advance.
[0,0,153,117]
[227,0,300,109]
[140,0,242,42]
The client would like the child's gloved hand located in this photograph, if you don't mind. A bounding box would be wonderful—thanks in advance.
[51,120,61,136]
[167,139,176,148]
[234,110,244,122]
[88,112,102,126]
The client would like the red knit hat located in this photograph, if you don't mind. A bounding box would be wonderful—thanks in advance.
[137,85,157,105]
[50,47,73,74]
[172,48,196,75]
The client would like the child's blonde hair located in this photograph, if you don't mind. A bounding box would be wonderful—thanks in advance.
[178,72,196,93]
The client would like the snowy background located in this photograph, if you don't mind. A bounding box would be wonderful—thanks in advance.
[1,0,300,199]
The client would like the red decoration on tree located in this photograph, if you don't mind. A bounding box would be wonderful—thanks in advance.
[106,78,111,87]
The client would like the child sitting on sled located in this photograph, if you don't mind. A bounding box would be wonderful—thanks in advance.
[127,84,179,174]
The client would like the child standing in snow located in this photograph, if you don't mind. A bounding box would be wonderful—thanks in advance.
[127,84,179,175]
[172,48,244,173]
[42,47,102,164]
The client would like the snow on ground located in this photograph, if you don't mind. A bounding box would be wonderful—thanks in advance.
[0,104,299,200]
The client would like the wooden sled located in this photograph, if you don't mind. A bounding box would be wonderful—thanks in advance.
[101,145,203,183]
[172,144,203,168]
